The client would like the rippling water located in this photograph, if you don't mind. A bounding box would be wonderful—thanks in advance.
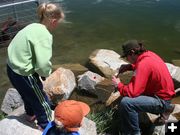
[0,0,180,104]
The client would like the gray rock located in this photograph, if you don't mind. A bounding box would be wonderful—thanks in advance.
[78,75,97,91]
[78,71,105,94]
[1,88,23,114]
[78,71,104,90]
[0,106,41,135]
[79,117,97,135]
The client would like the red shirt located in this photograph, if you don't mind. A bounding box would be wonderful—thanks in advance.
[118,51,175,100]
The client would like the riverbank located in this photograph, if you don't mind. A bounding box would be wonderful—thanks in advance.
[1,49,180,135]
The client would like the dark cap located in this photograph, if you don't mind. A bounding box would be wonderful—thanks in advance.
[121,40,140,57]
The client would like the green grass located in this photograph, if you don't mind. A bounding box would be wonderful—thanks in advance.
[87,107,116,134]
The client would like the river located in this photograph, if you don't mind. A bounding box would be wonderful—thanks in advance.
[0,0,180,105]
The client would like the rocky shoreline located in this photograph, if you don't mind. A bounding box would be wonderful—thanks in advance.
[1,49,180,135]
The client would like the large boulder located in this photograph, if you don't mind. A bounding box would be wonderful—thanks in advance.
[43,67,76,104]
[89,49,128,78]
[1,88,23,114]
[0,106,41,135]
[0,105,97,135]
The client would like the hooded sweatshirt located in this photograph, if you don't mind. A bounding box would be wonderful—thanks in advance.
[118,51,175,100]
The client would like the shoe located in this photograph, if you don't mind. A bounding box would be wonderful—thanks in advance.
[154,104,175,125]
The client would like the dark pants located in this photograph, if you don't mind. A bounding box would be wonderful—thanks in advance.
[7,65,52,129]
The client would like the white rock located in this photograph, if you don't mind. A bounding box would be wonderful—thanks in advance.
[89,49,128,78]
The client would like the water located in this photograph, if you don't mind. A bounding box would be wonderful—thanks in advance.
[1,0,180,105]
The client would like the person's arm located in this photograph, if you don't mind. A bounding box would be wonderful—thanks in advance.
[117,60,151,97]
[33,37,53,77]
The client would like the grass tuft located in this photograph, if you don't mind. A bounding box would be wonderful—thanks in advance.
[87,107,115,134]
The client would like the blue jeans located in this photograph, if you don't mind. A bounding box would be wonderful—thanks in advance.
[119,96,171,135]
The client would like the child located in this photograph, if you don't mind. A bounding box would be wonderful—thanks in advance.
[43,100,90,135]
[6,3,64,130]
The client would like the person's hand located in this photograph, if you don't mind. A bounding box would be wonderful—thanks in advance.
[112,76,121,87]
[116,64,132,76]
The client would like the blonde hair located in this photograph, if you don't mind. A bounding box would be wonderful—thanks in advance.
[37,3,64,22]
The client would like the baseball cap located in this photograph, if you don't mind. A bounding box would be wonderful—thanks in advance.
[121,40,140,57]
[54,100,90,132]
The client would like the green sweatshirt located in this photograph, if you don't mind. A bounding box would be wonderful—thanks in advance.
[7,23,53,77]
